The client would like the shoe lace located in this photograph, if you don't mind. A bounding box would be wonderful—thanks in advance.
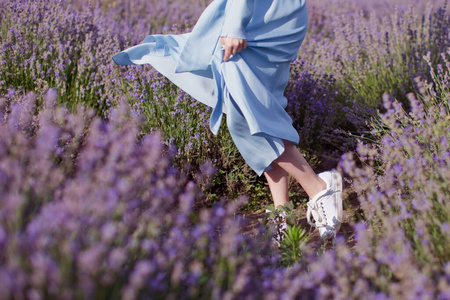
[306,199,327,228]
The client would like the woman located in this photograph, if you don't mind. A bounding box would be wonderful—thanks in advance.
[113,0,343,240]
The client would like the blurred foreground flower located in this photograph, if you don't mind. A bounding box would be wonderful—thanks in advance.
[0,90,273,299]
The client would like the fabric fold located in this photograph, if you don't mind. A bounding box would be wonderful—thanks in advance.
[174,0,228,73]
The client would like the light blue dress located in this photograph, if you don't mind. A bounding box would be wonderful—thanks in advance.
[113,0,308,176]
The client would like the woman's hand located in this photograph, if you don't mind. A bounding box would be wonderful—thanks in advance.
[220,37,247,61]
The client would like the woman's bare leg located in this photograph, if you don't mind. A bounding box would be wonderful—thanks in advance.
[264,164,289,208]
[265,141,326,202]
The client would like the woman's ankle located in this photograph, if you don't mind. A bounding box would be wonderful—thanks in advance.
[308,176,327,199]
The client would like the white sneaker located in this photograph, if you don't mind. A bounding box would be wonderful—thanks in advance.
[306,170,343,240]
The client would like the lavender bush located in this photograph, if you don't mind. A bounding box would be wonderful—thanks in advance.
[0,0,124,113]
[1,0,449,208]
[285,61,341,154]
[0,46,449,300]
[282,0,449,173]
[337,50,450,298]
[248,49,450,300]
[2,73,448,298]
[1,1,450,296]
[0,0,249,206]
[342,50,450,268]
[302,0,449,108]
[0,90,277,299]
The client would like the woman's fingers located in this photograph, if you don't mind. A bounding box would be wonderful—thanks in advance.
[223,46,233,62]
[220,37,247,61]
[241,39,248,51]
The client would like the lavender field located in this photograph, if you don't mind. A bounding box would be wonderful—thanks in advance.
[0,0,449,299]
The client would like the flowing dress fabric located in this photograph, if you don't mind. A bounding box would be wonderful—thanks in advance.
[113,0,309,176]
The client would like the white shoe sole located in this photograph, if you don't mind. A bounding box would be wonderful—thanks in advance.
[332,170,343,233]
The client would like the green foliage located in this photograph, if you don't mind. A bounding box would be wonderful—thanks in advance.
[135,73,217,164]
[280,224,310,267]
[265,202,299,227]
[265,203,310,267]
